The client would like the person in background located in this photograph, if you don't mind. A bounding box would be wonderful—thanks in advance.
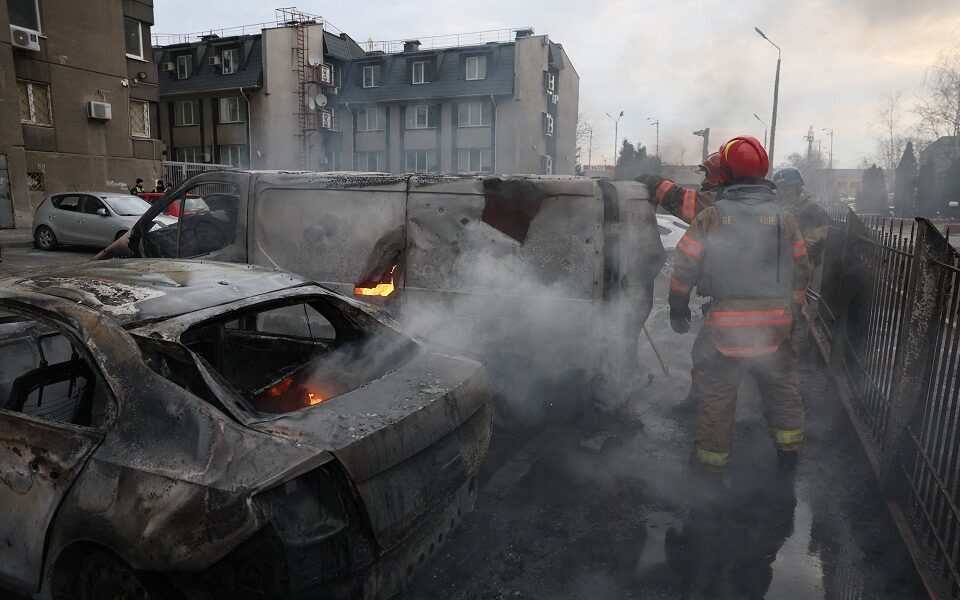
[130,178,145,195]
[771,167,832,267]
[153,179,166,193]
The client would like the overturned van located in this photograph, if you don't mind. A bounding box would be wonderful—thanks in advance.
[108,172,666,420]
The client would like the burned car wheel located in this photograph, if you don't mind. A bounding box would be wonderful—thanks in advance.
[76,551,174,600]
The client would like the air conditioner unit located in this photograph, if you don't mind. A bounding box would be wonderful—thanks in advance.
[542,155,553,175]
[10,25,40,52]
[544,72,555,92]
[544,114,554,136]
[162,62,176,72]
[87,101,113,120]
[208,56,221,66]
[549,93,559,105]
[318,63,334,86]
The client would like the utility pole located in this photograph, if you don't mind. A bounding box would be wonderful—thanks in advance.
[754,113,768,148]
[587,126,593,166]
[693,128,710,161]
[822,128,834,169]
[755,27,781,175]
[805,125,815,162]
[605,110,624,166]
[647,118,660,158]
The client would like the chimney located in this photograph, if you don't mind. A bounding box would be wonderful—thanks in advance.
[403,39,421,53]
[200,33,220,41]
[515,28,534,39]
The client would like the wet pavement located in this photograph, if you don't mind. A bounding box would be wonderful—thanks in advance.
[0,245,96,277]
[400,275,926,600]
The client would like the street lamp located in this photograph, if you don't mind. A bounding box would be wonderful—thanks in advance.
[693,128,710,161]
[605,110,624,166]
[822,128,834,169]
[647,117,660,158]
[754,113,768,148]
[755,27,781,175]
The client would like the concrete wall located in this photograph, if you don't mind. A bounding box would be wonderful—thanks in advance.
[0,0,160,227]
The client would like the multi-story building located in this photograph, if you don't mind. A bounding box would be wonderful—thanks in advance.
[154,20,578,177]
[0,0,161,228]
[338,29,578,175]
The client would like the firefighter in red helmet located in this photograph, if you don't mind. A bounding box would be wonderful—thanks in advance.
[667,136,812,473]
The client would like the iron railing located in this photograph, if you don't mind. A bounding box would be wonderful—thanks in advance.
[161,161,233,189]
[811,210,960,599]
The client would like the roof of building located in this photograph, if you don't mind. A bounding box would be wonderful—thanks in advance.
[323,31,355,61]
[338,42,516,103]
[155,34,263,95]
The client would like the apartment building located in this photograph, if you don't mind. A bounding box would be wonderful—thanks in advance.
[338,30,579,175]
[154,18,578,177]
[0,0,161,228]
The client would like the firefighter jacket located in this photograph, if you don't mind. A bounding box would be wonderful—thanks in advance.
[668,182,813,358]
[642,174,831,267]
[779,193,831,267]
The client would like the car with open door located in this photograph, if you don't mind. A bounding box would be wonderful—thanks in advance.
[0,259,491,599]
[32,193,176,251]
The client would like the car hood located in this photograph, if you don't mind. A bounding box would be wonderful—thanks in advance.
[247,350,491,549]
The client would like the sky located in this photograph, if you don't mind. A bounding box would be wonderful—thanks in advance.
[153,0,960,169]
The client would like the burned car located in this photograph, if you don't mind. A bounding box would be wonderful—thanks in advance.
[0,260,491,599]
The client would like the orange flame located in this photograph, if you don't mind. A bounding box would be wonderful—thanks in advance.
[354,264,397,297]
[307,391,326,405]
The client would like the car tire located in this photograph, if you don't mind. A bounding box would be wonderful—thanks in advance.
[35,225,58,251]
[114,230,128,241]
[76,550,178,600]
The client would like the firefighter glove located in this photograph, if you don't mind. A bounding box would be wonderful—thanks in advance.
[669,301,692,334]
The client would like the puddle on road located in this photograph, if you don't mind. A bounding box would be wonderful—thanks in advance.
[768,499,827,599]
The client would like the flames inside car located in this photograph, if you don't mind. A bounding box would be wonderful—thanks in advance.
[177,298,420,415]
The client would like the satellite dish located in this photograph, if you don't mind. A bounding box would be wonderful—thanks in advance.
[305,84,321,110]
[316,93,328,108]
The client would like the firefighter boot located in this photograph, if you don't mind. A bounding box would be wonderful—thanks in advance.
[777,449,799,471]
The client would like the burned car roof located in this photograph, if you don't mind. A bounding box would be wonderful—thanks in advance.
[0,259,312,326]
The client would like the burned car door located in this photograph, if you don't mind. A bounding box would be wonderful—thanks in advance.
[135,176,247,263]
[0,313,107,594]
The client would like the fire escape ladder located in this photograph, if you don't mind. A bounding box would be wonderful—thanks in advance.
[294,22,308,169]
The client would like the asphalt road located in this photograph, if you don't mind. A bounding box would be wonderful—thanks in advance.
[0,245,97,278]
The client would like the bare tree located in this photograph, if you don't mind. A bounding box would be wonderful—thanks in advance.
[875,93,906,173]
[916,47,960,141]
[575,113,593,168]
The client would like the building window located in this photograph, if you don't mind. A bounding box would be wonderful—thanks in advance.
[130,100,150,137]
[26,172,43,191]
[356,106,386,132]
[8,0,40,32]
[176,55,191,79]
[221,48,239,75]
[173,146,202,163]
[404,150,437,173]
[174,100,199,126]
[544,71,556,92]
[219,97,245,123]
[457,101,491,127]
[412,61,427,84]
[17,79,51,126]
[356,151,387,172]
[362,65,381,88]
[465,56,486,81]
[405,104,436,129]
[124,18,144,59]
[458,148,492,173]
[543,113,554,136]
[542,155,553,175]
[218,144,246,168]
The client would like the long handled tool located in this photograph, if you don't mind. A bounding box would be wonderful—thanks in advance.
[643,325,672,381]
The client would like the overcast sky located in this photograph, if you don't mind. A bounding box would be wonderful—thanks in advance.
[154,1,960,169]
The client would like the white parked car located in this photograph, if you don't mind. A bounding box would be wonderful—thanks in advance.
[657,214,689,275]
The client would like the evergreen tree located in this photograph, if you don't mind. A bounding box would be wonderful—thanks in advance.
[857,164,888,214]
[615,140,661,180]
[893,142,918,216]
[917,159,938,217]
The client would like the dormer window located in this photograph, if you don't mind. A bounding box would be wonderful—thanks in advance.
[222,48,239,75]
[465,56,486,81]
[412,61,427,84]
[176,55,191,79]
[363,65,381,88]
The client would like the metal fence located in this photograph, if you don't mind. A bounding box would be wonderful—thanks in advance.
[161,162,233,190]
[811,210,960,599]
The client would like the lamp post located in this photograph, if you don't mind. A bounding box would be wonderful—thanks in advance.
[693,128,710,161]
[755,27,781,175]
[605,110,624,166]
[822,128,834,169]
[647,117,660,158]
[754,113,768,148]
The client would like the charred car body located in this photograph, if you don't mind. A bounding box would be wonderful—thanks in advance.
[0,260,491,598]
[105,172,665,419]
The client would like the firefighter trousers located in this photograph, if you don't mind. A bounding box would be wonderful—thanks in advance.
[691,330,804,468]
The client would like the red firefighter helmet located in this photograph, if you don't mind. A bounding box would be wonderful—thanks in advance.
[719,136,769,180]
[698,152,728,186]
